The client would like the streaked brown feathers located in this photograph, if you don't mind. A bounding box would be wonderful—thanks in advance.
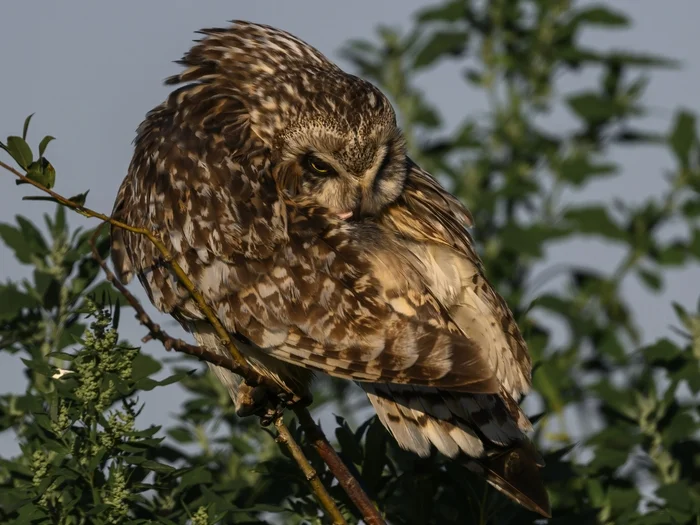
[111,20,549,517]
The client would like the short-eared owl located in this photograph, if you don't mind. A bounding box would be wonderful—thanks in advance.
[111,20,550,517]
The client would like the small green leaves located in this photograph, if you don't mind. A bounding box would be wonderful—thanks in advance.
[1,115,58,191]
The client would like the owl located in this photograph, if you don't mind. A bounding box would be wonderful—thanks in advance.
[111,21,550,517]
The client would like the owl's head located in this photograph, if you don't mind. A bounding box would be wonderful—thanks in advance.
[169,21,410,220]
[269,73,409,220]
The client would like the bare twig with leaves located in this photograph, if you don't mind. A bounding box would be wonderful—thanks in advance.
[1,154,387,525]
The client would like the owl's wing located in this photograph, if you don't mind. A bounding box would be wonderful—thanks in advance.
[214,206,502,393]
[383,160,532,401]
[111,113,501,395]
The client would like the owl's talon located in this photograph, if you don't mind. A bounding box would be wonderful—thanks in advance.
[234,382,271,418]
[234,378,313,425]
[259,405,284,427]
[288,391,313,410]
[257,390,314,426]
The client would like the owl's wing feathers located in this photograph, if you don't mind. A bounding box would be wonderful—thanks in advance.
[388,162,532,399]
[230,209,503,393]
[369,166,548,516]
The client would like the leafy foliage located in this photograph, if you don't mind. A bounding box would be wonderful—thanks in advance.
[1,0,699,523]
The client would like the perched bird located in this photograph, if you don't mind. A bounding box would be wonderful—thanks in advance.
[111,21,550,517]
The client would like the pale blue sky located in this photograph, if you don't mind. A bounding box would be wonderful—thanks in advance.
[1,1,699,456]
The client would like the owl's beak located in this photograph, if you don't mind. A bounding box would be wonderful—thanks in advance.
[336,211,354,220]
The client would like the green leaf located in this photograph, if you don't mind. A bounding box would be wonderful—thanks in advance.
[657,241,688,266]
[655,482,699,518]
[669,110,696,167]
[0,283,40,321]
[167,426,194,444]
[131,353,163,381]
[135,370,191,391]
[122,456,176,474]
[22,113,34,141]
[417,1,464,22]
[33,269,61,309]
[38,135,55,157]
[567,92,622,125]
[85,281,131,310]
[671,301,692,330]
[564,206,629,241]
[571,6,629,27]
[178,466,213,490]
[334,416,363,465]
[0,223,33,263]
[637,267,662,291]
[16,216,49,257]
[499,224,566,258]
[662,410,698,446]
[5,136,33,169]
[413,30,467,69]
[53,204,67,238]
[361,417,388,494]
[598,331,626,363]
[70,257,101,298]
[23,157,56,189]
[68,190,89,206]
[681,198,700,217]
[557,156,617,186]
[643,338,681,364]
[607,51,678,68]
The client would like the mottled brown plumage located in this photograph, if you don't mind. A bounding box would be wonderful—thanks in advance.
[111,21,550,517]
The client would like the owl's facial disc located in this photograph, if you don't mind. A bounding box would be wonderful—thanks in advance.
[287,129,408,220]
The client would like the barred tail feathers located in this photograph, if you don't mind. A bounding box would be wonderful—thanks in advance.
[362,382,550,518]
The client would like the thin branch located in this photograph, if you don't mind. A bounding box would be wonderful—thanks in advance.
[88,223,277,391]
[295,408,385,525]
[2,159,387,524]
[275,419,347,525]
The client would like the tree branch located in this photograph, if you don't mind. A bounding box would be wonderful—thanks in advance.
[2,159,386,525]
[295,408,385,525]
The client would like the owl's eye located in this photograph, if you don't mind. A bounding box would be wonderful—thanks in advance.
[304,156,336,176]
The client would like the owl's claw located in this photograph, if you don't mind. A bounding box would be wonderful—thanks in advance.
[235,381,313,426]
[259,390,314,426]
[235,382,271,418]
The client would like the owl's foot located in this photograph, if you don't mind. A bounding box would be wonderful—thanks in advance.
[259,390,313,427]
[235,381,312,426]
[234,381,272,418]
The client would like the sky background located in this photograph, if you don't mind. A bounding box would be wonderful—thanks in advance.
[1,1,699,457]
